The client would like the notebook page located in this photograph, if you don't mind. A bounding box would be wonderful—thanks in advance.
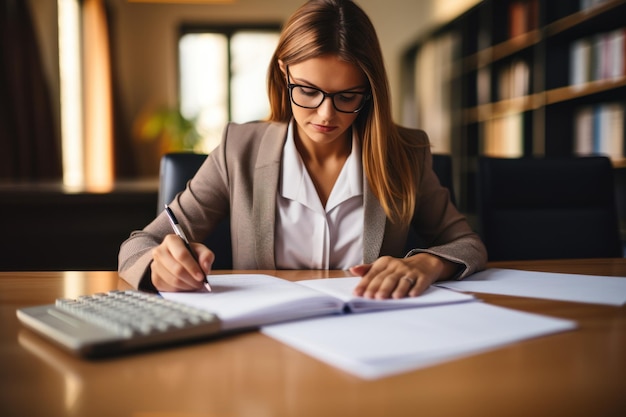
[297,277,476,312]
[161,274,343,331]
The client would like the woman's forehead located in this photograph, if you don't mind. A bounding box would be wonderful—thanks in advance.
[289,56,368,90]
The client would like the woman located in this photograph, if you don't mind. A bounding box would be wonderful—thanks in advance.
[118,0,487,298]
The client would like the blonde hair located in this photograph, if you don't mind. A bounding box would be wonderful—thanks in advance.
[267,0,426,225]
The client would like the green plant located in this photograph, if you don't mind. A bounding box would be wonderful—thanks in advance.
[136,107,202,152]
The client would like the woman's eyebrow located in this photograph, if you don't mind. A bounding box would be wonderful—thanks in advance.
[290,74,368,92]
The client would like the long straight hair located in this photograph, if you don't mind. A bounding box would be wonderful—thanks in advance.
[267,0,426,225]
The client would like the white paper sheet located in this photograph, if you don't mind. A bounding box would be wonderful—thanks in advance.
[262,302,577,379]
[436,268,626,306]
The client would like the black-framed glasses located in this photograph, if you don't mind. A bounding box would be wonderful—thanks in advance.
[286,67,371,113]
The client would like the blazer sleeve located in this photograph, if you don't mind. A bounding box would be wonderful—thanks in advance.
[403,129,487,279]
[118,129,232,290]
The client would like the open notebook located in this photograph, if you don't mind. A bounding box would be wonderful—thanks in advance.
[161,275,476,331]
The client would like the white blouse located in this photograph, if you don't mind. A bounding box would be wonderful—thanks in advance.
[275,121,364,270]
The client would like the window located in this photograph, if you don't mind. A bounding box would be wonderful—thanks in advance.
[179,26,280,153]
[58,0,114,190]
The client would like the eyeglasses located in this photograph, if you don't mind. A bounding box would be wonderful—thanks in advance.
[286,66,371,114]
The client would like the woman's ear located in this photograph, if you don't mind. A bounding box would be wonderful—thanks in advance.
[278,59,287,76]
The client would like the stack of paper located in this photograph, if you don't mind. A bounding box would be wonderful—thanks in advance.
[262,302,576,379]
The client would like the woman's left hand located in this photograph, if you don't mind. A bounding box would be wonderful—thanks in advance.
[350,253,458,299]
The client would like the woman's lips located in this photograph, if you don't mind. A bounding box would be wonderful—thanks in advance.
[311,123,337,133]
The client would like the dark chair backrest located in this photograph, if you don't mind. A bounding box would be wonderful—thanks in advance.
[158,153,233,269]
[160,152,457,262]
[477,156,622,261]
[404,154,455,252]
[432,154,455,205]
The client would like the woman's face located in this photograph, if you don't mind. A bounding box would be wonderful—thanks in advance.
[283,55,368,149]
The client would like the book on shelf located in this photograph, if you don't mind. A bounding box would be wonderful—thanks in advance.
[570,27,625,87]
[476,67,491,105]
[508,0,539,39]
[570,38,592,87]
[574,102,624,159]
[579,0,612,12]
[161,275,476,332]
[497,59,530,101]
[608,28,625,79]
[483,113,524,158]
[574,106,594,155]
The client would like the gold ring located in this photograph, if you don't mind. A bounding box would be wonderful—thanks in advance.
[402,277,416,287]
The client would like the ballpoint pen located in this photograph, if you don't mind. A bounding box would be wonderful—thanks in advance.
[164,204,212,291]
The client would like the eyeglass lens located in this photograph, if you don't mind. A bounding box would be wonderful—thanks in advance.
[290,85,367,113]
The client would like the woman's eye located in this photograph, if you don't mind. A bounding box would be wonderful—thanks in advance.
[297,86,319,97]
[338,93,359,102]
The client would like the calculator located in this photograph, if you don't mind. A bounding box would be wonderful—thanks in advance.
[17,290,221,357]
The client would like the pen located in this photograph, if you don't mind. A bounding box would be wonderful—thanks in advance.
[164,204,211,291]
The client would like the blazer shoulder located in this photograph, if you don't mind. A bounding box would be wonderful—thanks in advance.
[396,125,430,147]
[222,121,287,147]
[217,121,288,173]
[224,120,287,136]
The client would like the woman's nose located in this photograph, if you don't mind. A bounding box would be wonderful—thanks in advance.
[317,96,336,118]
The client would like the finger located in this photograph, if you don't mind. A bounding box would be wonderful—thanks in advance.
[153,238,204,289]
[152,272,196,292]
[408,276,434,297]
[361,267,389,299]
[391,275,417,299]
[360,257,401,299]
[349,264,372,276]
[192,243,215,274]
[164,235,205,283]
[151,259,200,292]
[373,271,410,299]
[350,264,373,296]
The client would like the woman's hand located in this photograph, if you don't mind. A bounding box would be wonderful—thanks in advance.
[350,253,458,299]
[150,234,215,292]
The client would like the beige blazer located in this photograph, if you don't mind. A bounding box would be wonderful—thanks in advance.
[118,121,487,290]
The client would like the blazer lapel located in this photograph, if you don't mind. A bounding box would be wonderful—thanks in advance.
[252,122,288,269]
[363,182,409,262]
[363,183,386,263]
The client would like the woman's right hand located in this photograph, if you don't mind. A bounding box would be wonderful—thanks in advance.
[150,234,215,291]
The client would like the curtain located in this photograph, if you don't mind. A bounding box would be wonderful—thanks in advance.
[82,0,137,186]
[0,0,62,180]
[104,1,136,178]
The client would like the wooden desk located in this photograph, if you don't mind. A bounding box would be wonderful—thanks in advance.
[1,259,625,417]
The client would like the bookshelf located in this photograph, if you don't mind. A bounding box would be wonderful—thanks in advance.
[402,0,626,215]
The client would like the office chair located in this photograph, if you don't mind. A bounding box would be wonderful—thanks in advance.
[158,152,233,269]
[159,152,457,263]
[432,154,456,205]
[476,156,622,261]
[404,153,456,252]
